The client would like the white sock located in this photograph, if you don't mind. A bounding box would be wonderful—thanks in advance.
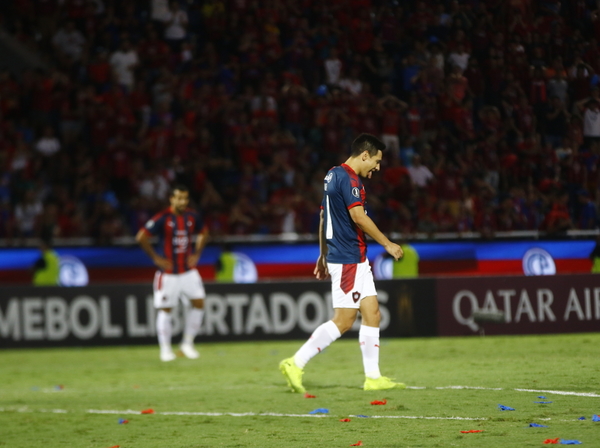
[183,307,204,345]
[360,325,381,379]
[294,320,341,369]
[156,310,172,353]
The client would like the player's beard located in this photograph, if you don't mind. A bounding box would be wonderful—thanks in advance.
[172,204,186,215]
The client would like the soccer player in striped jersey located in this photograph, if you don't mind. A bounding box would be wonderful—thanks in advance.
[136,184,208,362]
[280,134,406,391]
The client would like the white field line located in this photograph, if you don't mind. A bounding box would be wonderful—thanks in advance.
[350,415,486,420]
[36,385,600,397]
[407,386,600,398]
[514,388,600,398]
[86,409,329,418]
[0,407,591,421]
[3,385,597,421]
[0,407,483,420]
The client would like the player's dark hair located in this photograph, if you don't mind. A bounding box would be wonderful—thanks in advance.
[171,183,189,196]
[350,133,386,157]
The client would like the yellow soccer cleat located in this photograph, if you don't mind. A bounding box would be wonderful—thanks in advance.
[363,376,406,391]
[279,357,306,393]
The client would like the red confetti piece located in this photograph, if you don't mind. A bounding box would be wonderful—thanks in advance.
[350,442,363,446]
[304,393,316,398]
[108,446,120,448]
[340,418,351,422]
[370,399,387,405]
[543,439,560,444]
[460,430,484,433]
[141,409,154,414]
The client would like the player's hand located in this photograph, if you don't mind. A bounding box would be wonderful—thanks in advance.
[153,255,173,271]
[384,242,404,261]
[187,252,200,269]
[314,255,329,280]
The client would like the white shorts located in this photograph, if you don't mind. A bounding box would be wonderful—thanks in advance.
[153,269,206,309]
[328,260,377,309]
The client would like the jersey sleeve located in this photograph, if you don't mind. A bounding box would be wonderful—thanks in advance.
[142,213,165,237]
[338,172,363,210]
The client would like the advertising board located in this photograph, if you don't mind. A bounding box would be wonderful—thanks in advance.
[436,274,600,336]
[0,279,436,348]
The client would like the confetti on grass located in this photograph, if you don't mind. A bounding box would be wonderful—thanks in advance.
[340,418,351,422]
[592,414,600,422]
[140,409,154,414]
[534,401,553,404]
[460,430,484,433]
[308,408,329,414]
[355,415,369,418]
[529,423,548,427]
[118,419,129,424]
[304,393,316,398]
[370,399,387,405]
[543,439,560,444]
[498,404,515,411]
[560,440,582,445]
[350,441,363,446]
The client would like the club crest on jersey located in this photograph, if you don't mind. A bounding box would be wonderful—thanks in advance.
[325,172,333,182]
[352,291,361,303]
[352,187,360,198]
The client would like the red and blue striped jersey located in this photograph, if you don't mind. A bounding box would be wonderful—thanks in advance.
[141,207,205,274]
[321,164,367,264]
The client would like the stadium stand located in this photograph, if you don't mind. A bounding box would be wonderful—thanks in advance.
[0,0,599,244]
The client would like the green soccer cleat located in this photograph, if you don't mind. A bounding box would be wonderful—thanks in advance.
[279,357,306,393]
[363,376,407,391]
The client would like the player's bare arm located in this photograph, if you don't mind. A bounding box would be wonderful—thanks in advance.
[135,228,173,271]
[188,226,209,269]
[349,206,403,260]
[314,209,329,280]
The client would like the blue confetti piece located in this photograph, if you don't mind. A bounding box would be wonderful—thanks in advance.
[593,414,600,422]
[529,423,548,427]
[538,396,547,399]
[118,418,128,424]
[534,401,553,404]
[308,408,329,414]
[560,440,582,445]
[498,404,515,411]
[355,415,369,418]
[578,417,586,420]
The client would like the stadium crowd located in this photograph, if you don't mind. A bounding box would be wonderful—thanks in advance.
[1,0,600,244]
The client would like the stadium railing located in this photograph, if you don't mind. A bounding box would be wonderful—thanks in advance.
[1,229,598,248]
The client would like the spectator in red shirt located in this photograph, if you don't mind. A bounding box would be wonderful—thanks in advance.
[378,93,407,157]
[541,192,574,234]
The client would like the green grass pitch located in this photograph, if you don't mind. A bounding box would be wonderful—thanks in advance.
[1,333,599,447]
